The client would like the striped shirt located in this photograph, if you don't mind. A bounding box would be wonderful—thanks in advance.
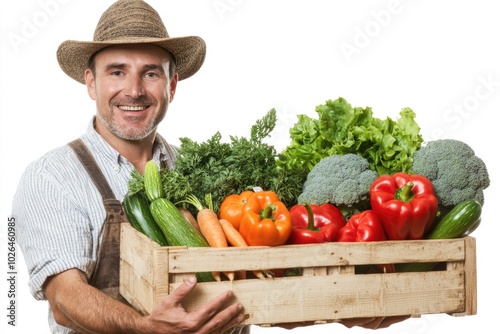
[12,118,178,333]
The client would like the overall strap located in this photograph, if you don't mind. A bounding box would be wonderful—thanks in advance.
[68,138,127,299]
[68,139,116,200]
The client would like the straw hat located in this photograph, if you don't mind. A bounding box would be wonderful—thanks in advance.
[57,0,206,84]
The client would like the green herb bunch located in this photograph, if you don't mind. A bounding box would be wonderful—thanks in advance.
[160,109,306,212]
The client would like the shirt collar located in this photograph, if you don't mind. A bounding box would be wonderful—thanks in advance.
[83,117,170,170]
[152,135,171,168]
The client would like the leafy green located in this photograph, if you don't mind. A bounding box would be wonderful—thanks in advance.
[279,97,424,175]
[160,109,306,212]
[127,169,144,195]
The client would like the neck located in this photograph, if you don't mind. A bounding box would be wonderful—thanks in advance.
[118,139,156,174]
[94,121,156,174]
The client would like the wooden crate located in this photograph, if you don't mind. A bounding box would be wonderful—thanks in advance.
[119,222,476,326]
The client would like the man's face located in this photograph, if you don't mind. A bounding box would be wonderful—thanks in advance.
[85,44,177,141]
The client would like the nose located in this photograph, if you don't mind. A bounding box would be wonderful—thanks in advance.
[125,75,145,98]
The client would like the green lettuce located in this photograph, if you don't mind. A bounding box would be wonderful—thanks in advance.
[279,97,423,175]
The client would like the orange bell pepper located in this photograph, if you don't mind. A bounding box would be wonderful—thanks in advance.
[238,191,292,246]
[218,190,254,230]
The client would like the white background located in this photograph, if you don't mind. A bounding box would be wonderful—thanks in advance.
[1,0,499,333]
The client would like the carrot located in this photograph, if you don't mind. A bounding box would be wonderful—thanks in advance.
[219,218,267,280]
[186,194,228,248]
[219,218,247,247]
[182,194,233,281]
[178,207,201,233]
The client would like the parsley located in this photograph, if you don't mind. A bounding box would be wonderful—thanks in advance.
[162,109,306,212]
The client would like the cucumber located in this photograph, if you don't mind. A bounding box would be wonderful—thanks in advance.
[143,160,164,202]
[398,200,481,272]
[123,192,169,246]
[150,197,214,282]
[426,200,482,239]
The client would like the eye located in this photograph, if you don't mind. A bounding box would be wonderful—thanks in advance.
[110,70,123,76]
[145,71,160,78]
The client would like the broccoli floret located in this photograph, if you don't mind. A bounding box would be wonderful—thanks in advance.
[298,154,378,216]
[411,139,490,208]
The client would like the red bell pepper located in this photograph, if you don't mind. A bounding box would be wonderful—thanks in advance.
[287,203,346,244]
[370,172,438,240]
[337,210,387,242]
[338,210,395,273]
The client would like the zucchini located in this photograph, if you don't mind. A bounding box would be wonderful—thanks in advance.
[150,197,214,282]
[398,200,481,272]
[144,160,164,202]
[123,192,168,246]
[150,198,209,247]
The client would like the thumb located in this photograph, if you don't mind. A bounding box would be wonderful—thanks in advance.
[149,276,198,321]
[167,276,197,304]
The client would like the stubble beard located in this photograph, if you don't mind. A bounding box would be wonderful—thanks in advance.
[97,107,162,141]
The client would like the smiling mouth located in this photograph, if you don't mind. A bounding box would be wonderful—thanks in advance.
[118,105,148,111]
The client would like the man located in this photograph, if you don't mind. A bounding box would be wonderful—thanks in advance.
[12,0,246,333]
[13,0,410,333]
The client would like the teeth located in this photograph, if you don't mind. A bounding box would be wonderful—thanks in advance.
[119,105,146,111]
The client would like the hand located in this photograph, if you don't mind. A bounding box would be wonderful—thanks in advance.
[273,315,410,331]
[146,276,246,334]
[341,315,410,329]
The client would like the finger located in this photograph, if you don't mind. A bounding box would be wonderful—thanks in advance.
[340,317,377,328]
[347,315,410,329]
[211,304,248,334]
[161,276,197,307]
[341,315,409,329]
[190,289,237,324]
[273,321,315,330]
[359,317,384,329]
[214,310,247,334]
[376,315,410,328]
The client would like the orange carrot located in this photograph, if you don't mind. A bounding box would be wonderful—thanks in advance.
[219,218,248,247]
[186,195,227,248]
[198,209,228,247]
[178,207,201,233]
[183,194,233,281]
[219,218,266,280]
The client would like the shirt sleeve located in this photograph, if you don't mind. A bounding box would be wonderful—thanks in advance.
[12,157,97,300]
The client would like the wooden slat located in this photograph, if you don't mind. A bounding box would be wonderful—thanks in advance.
[463,237,477,316]
[165,238,467,273]
[119,260,152,314]
[151,241,170,306]
[119,223,476,324]
[120,222,158,283]
[170,270,465,325]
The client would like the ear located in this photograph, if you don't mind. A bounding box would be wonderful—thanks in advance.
[169,72,179,102]
[84,69,97,100]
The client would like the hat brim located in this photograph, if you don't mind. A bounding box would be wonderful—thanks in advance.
[57,36,206,84]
